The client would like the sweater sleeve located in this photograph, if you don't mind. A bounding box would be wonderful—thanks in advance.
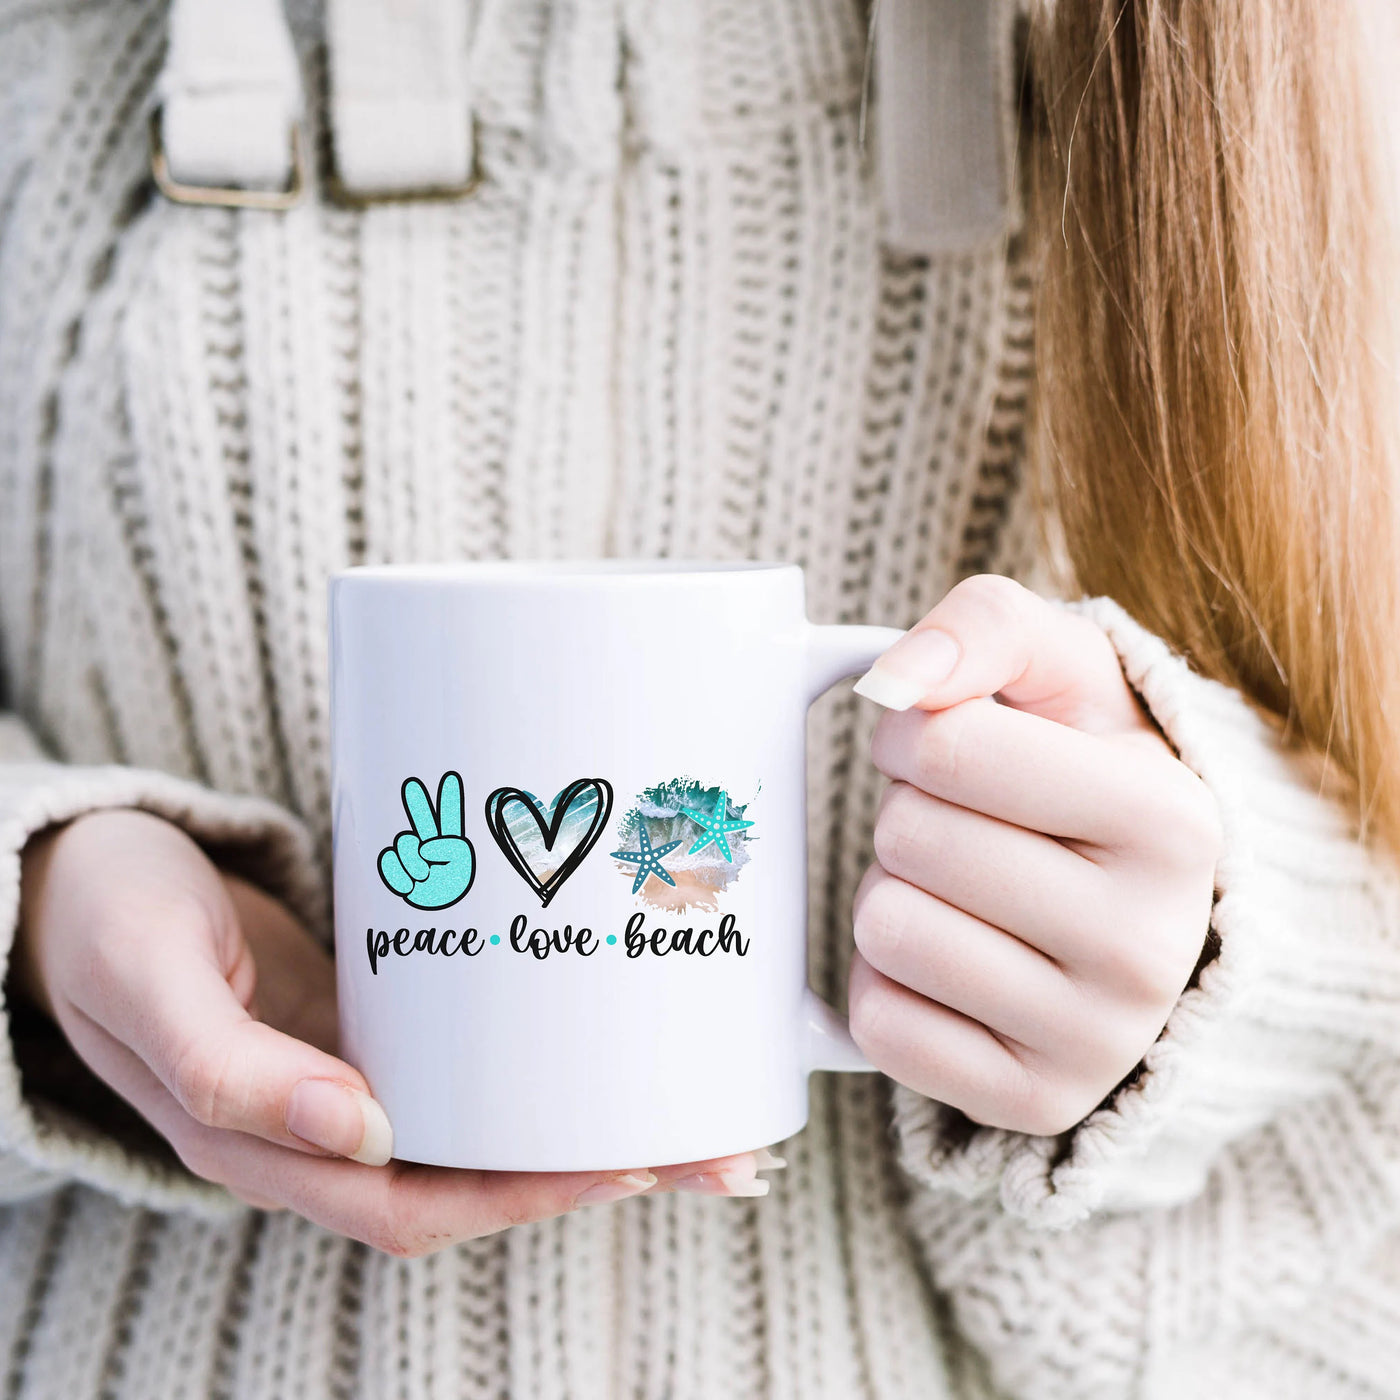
[892,598,1400,1397]
[0,714,327,1217]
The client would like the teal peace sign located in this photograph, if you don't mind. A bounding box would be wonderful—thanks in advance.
[377,772,476,910]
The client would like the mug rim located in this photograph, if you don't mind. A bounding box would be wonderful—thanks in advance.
[330,559,802,585]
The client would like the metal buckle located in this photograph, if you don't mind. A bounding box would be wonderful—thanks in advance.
[323,116,483,208]
[149,107,484,211]
[148,108,307,211]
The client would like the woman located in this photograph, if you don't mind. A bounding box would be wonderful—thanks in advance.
[2,0,1398,1396]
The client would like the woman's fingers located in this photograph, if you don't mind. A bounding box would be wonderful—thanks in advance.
[852,865,1073,1047]
[253,1147,774,1250]
[646,1149,780,1197]
[77,1005,777,1250]
[110,1044,654,1247]
[845,580,1225,1137]
[99,949,391,1164]
[846,955,1073,1134]
[871,693,1206,851]
[848,953,1120,1138]
[855,574,1151,734]
[151,1001,391,1165]
[868,780,1109,961]
[61,873,391,1164]
[865,776,1206,1011]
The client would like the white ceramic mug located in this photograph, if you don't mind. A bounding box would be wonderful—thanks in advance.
[328,561,902,1170]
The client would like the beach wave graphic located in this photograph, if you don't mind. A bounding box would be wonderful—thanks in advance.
[500,786,603,876]
[613,777,755,912]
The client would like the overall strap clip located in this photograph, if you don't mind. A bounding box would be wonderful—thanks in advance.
[873,0,1019,255]
[152,0,305,209]
[152,0,482,209]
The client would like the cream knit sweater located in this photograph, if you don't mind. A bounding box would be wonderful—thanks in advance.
[2,2,1400,1398]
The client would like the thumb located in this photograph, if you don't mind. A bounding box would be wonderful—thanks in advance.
[418,836,468,864]
[853,575,1149,735]
[76,874,393,1166]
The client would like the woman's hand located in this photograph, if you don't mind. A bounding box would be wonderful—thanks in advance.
[14,810,774,1255]
[850,576,1222,1138]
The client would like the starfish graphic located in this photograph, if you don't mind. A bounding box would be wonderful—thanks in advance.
[679,789,754,863]
[610,821,682,895]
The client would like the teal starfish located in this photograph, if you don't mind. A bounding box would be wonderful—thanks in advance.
[610,822,682,895]
[679,789,754,863]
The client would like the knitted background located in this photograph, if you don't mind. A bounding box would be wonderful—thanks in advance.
[7,3,1397,1399]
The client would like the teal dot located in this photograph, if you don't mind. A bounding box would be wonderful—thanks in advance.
[606,934,617,945]
[490,934,501,945]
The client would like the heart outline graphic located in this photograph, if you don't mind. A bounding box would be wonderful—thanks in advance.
[484,778,615,907]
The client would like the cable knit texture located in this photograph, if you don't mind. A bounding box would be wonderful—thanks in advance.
[0,2,1398,1398]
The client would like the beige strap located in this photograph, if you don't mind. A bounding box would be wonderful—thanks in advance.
[157,0,302,190]
[874,0,1017,254]
[326,0,475,196]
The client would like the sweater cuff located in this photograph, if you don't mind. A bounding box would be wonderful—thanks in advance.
[0,717,326,1214]
[892,597,1376,1228]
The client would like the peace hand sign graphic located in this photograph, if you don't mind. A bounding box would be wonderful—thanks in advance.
[377,772,476,909]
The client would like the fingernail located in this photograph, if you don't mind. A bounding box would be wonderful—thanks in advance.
[752,1147,787,1171]
[668,1170,771,1198]
[575,1172,658,1206]
[853,629,960,710]
[286,1080,394,1166]
[346,1091,394,1166]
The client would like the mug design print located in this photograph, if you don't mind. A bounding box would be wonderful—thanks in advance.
[483,779,614,907]
[377,772,476,910]
[610,778,756,913]
[375,772,755,916]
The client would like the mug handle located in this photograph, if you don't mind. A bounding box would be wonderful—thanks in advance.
[801,622,907,1073]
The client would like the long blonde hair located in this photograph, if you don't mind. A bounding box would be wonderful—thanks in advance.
[1027,0,1400,846]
